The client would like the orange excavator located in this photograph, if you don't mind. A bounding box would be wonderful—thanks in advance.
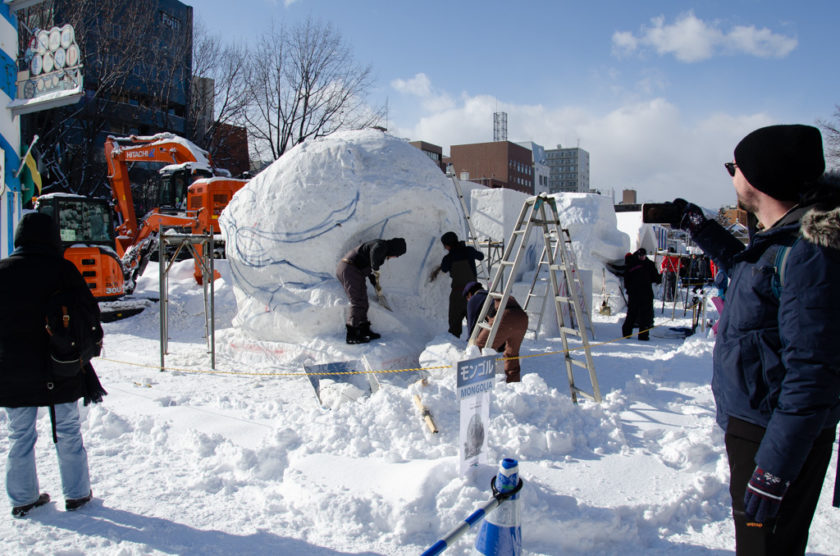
[105,133,246,289]
[36,133,247,320]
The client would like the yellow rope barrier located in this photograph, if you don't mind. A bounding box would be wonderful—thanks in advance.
[99,321,681,378]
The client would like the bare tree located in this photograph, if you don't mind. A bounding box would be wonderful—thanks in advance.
[818,105,840,168]
[245,18,381,161]
[188,20,249,159]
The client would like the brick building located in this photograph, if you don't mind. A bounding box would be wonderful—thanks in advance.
[409,140,446,172]
[448,141,534,194]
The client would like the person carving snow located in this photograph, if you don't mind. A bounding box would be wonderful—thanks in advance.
[336,238,406,344]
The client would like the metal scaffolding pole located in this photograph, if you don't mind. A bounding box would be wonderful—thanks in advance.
[158,229,216,371]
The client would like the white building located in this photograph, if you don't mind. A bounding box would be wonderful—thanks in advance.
[546,145,590,193]
[516,141,550,195]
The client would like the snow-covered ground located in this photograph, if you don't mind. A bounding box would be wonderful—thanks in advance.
[3,130,838,554]
[1,258,838,555]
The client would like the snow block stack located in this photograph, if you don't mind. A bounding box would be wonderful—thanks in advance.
[474,458,522,556]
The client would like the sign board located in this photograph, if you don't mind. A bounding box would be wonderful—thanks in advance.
[457,354,495,475]
[9,24,83,116]
[303,359,379,410]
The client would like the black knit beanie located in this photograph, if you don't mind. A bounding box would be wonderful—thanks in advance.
[440,231,458,247]
[387,237,406,257]
[733,124,825,201]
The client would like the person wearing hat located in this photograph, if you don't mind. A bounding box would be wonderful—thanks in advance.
[0,212,106,517]
[668,124,840,554]
[463,281,528,383]
[336,237,406,344]
[435,232,484,338]
[621,247,661,341]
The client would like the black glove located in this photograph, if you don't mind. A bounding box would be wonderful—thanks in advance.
[671,198,707,234]
[368,274,377,286]
[744,466,789,524]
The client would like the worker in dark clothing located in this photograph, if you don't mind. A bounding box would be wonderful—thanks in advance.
[336,237,406,344]
[621,248,661,341]
[463,281,528,383]
[438,231,484,338]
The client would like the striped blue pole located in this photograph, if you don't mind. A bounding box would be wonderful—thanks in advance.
[421,496,502,556]
[422,458,524,556]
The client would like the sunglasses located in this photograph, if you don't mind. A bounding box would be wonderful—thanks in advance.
[724,162,737,177]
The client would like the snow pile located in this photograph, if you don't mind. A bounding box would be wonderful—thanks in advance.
[1,259,838,555]
[220,130,463,344]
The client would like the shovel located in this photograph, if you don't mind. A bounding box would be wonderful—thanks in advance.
[371,272,392,311]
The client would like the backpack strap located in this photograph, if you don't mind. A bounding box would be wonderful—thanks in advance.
[770,236,799,300]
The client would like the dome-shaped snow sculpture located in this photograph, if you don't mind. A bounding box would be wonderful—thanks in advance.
[220,129,464,343]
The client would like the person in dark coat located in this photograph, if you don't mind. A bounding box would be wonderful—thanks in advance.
[621,248,661,341]
[463,281,528,383]
[670,124,840,555]
[438,231,484,338]
[336,237,406,344]
[0,212,105,517]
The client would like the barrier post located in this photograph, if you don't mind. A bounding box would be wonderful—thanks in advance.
[474,458,522,555]
[421,457,523,556]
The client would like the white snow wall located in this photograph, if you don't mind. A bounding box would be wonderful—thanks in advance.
[219,130,464,343]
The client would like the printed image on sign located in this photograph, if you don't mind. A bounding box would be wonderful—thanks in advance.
[457,354,495,476]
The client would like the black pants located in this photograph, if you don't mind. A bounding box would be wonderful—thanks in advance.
[448,286,467,338]
[622,295,654,340]
[725,417,836,555]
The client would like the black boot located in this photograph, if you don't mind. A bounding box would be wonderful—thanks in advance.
[346,325,370,344]
[12,492,50,518]
[359,322,381,340]
[65,490,92,511]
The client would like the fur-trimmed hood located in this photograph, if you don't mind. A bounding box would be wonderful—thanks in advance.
[802,205,840,249]
[799,172,840,249]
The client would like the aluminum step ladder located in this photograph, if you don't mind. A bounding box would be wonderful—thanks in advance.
[524,228,595,341]
[468,194,601,403]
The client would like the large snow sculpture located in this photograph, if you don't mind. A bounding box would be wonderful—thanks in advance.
[220,130,464,343]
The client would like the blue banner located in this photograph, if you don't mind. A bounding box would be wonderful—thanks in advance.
[457,354,496,391]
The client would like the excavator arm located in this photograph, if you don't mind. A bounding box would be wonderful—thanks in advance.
[104,133,214,256]
[120,210,200,292]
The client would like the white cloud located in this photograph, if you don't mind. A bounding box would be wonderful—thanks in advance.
[388,81,774,209]
[390,73,455,112]
[611,31,638,55]
[727,25,797,58]
[612,12,797,62]
[391,73,433,97]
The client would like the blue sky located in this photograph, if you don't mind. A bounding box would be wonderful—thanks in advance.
[194,0,839,209]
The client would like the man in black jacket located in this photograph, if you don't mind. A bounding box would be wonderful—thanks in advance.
[336,237,406,344]
[669,125,840,555]
[0,213,105,517]
[621,248,661,341]
[438,231,484,338]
